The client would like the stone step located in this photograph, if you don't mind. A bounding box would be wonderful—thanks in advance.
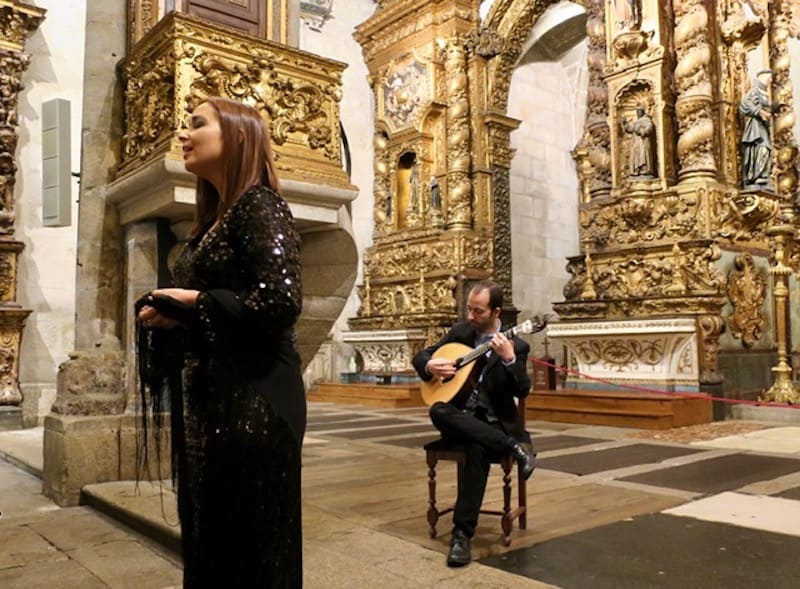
[528,389,712,430]
[80,481,181,555]
[308,382,425,408]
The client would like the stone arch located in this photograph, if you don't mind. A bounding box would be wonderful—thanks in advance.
[484,0,589,114]
[480,0,589,314]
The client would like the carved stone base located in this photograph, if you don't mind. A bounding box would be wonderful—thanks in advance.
[548,318,699,392]
[342,329,428,376]
[51,350,126,416]
[42,413,170,506]
[0,405,22,431]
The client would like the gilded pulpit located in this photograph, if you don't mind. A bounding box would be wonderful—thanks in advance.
[43,1,359,504]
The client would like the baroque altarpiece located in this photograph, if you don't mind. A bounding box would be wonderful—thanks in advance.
[349,0,800,404]
[347,0,529,378]
[555,0,800,402]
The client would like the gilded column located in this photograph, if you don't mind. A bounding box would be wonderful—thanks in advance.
[767,0,798,200]
[373,131,391,234]
[444,38,472,230]
[572,0,611,201]
[673,0,718,180]
[0,0,45,406]
[485,112,520,313]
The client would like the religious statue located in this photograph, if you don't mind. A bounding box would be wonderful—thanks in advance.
[739,70,777,189]
[622,106,656,178]
[615,0,641,30]
[429,176,441,210]
[408,163,420,213]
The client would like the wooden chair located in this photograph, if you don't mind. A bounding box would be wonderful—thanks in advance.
[423,398,528,546]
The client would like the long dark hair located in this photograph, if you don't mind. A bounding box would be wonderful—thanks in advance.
[192,97,281,235]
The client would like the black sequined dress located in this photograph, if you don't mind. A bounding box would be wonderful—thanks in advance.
[171,184,306,588]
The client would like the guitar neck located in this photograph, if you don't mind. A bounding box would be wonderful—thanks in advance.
[458,325,517,367]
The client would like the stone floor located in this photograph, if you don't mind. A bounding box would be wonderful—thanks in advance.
[2,403,800,588]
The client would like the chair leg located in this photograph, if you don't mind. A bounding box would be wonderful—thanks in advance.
[501,457,512,546]
[426,452,439,539]
[518,464,527,530]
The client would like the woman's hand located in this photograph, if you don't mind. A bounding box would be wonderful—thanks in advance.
[151,288,200,307]
[137,305,179,330]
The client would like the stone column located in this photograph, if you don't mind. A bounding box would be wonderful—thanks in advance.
[43,0,129,505]
[444,38,472,230]
[0,1,44,427]
[673,0,718,181]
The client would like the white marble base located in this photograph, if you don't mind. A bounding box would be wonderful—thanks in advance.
[342,329,428,375]
[548,318,699,392]
[664,492,800,537]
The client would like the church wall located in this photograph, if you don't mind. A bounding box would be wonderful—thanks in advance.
[15,0,87,426]
[299,0,376,384]
[507,40,588,359]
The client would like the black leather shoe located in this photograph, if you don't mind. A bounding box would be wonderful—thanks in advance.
[447,529,471,567]
[511,442,537,480]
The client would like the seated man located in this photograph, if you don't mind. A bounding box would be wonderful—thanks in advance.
[413,280,536,567]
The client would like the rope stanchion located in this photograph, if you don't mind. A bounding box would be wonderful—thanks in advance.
[528,357,800,410]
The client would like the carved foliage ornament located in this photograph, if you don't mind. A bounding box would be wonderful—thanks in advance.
[726,253,766,348]
[120,15,343,172]
[0,3,45,51]
[190,48,340,160]
[564,244,724,302]
[357,277,457,320]
[581,194,699,247]
[464,26,505,58]
[364,235,492,280]
[572,338,663,372]
[0,50,31,233]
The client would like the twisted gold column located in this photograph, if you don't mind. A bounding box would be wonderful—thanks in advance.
[574,0,610,200]
[673,0,718,180]
[768,0,798,198]
[444,38,472,230]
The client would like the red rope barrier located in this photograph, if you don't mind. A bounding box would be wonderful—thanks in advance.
[528,356,800,410]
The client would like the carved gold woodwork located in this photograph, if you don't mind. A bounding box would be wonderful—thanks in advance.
[572,0,611,200]
[0,0,43,407]
[353,0,503,341]
[768,1,798,199]
[117,12,350,191]
[557,0,800,391]
[726,253,766,349]
[128,0,293,50]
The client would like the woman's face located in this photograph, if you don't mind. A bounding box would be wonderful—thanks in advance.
[178,102,224,181]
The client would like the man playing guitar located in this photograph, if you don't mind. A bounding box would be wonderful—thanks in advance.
[412,280,536,567]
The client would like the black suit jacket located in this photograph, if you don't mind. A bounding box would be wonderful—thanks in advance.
[413,321,531,443]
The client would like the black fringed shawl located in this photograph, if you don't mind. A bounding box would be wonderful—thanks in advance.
[134,294,192,486]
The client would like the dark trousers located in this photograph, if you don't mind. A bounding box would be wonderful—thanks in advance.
[429,401,512,537]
